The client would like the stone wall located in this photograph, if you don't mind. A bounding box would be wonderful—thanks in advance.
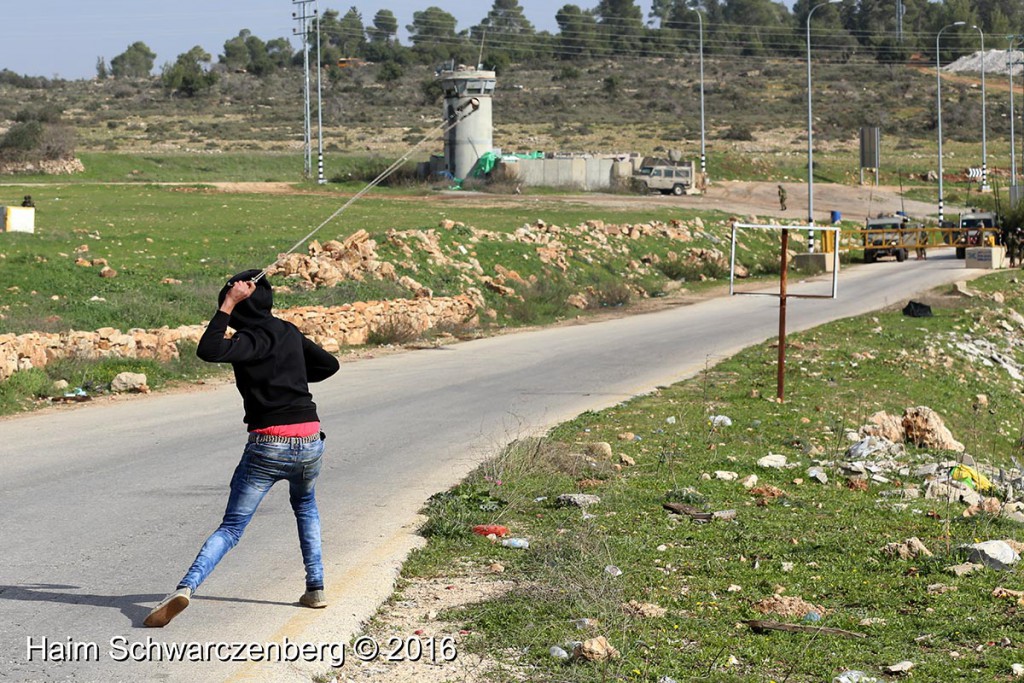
[0,294,479,381]
[0,158,85,175]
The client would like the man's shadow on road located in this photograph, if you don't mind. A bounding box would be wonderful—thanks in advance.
[0,584,295,627]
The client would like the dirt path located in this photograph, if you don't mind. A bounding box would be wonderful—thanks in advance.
[208,180,949,223]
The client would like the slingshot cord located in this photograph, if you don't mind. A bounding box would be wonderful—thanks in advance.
[250,100,480,284]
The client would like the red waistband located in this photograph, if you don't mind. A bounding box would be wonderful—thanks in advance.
[250,421,320,438]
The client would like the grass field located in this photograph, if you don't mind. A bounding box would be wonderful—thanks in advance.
[4,56,1024,680]
[0,176,793,415]
[0,182,762,332]
[364,270,1024,682]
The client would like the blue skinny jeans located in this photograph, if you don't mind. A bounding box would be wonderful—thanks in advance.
[178,434,325,593]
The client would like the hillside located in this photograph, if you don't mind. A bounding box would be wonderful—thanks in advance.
[0,56,1003,164]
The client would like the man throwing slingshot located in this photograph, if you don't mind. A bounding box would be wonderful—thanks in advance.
[144,269,340,627]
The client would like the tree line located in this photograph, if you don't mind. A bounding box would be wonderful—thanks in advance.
[79,0,1024,97]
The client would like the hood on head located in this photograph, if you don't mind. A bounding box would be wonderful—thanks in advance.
[218,269,273,329]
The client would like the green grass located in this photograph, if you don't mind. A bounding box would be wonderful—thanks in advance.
[387,271,1024,682]
[0,183,772,335]
[0,181,791,415]
[0,341,219,415]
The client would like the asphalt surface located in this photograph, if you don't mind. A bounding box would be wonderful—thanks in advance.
[0,252,988,682]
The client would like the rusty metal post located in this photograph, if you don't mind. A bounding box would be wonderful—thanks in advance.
[777,228,789,401]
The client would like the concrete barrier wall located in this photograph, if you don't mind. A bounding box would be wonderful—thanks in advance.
[511,158,626,190]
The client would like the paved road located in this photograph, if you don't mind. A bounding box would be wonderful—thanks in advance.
[0,253,986,682]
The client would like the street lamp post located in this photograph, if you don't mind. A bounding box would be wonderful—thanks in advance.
[315,1,325,185]
[696,10,706,181]
[936,21,966,226]
[971,25,988,191]
[806,0,841,253]
[1010,35,1020,190]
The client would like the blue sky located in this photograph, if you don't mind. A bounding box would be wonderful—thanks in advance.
[2,1,659,80]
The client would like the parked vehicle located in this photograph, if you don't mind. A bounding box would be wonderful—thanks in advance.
[633,161,698,196]
[863,215,920,263]
[953,210,999,259]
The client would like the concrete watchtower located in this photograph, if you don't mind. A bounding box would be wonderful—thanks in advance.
[437,65,495,180]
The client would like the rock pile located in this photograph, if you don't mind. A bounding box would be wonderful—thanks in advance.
[0,158,85,176]
[276,295,479,350]
[267,231,397,288]
[0,294,479,381]
[265,217,742,299]
[0,325,206,381]
[5,216,738,382]
[858,407,964,452]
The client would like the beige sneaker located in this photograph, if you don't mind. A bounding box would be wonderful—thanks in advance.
[144,587,192,627]
[300,589,327,608]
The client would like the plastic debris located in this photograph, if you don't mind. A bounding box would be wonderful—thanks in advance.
[549,645,569,660]
[500,538,529,549]
[605,565,623,577]
[472,524,509,537]
[959,540,1020,570]
[833,672,878,683]
[709,415,733,427]
[57,387,91,403]
[950,464,993,492]
[572,618,599,629]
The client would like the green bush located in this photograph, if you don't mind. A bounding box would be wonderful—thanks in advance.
[656,258,727,281]
[584,272,633,308]
[0,368,56,414]
[719,124,754,141]
[0,121,43,161]
[366,315,420,346]
[377,61,403,83]
[498,276,575,325]
[421,482,506,539]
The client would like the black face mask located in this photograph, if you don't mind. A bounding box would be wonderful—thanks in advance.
[217,270,274,330]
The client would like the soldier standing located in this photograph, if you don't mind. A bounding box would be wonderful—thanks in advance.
[1008,225,1021,268]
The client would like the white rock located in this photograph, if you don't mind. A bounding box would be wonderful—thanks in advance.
[807,467,828,484]
[758,453,788,469]
[111,372,147,393]
[885,660,914,674]
[846,436,904,460]
[959,541,1020,570]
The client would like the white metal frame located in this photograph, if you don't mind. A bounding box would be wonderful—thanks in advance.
[729,222,841,299]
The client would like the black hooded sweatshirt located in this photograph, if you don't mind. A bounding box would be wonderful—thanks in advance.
[196,270,340,430]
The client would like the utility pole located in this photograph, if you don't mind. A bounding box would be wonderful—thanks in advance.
[896,0,904,44]
[315,0,325,184]
[292,0,314,179]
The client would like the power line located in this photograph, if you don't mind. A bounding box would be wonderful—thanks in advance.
[310,21,997,67]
